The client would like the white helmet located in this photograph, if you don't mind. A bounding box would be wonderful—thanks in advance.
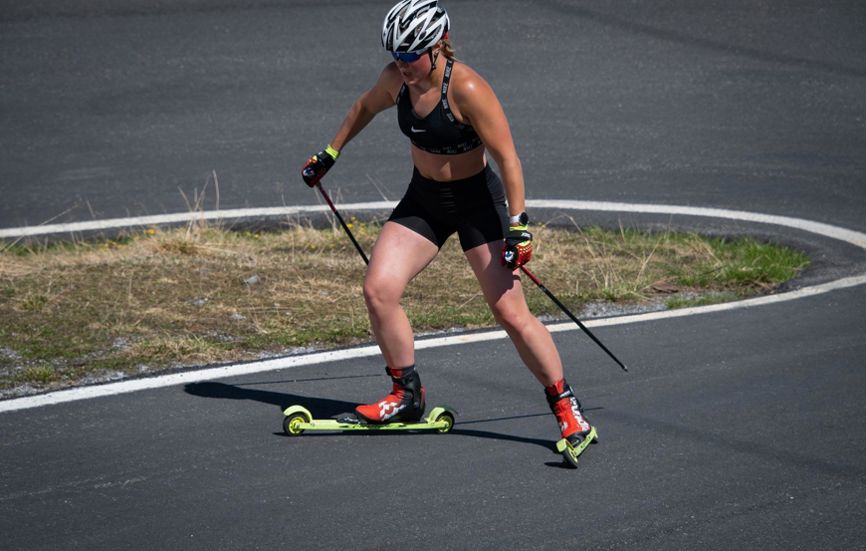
[382,0,450,53]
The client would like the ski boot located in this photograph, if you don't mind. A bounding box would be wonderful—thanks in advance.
[355,365,426,424]
[546,379,598,468]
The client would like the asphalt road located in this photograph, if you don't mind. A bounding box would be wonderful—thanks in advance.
[1,1,865,549]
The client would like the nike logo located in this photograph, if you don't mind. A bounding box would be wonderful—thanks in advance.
[410,126,426,133]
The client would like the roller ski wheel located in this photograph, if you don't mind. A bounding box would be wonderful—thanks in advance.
[555,425,599,468]
[283,409,312,437]
[433,410,455,434]
[281,405,456,436]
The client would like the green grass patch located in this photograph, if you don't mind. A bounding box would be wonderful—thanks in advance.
[0,221,809,394]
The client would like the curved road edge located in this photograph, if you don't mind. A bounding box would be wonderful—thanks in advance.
[1,200,864,413]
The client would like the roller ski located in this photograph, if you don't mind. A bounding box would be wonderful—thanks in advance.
[282,404,456,436]
[546,379,599,468]
[282,365,455,436]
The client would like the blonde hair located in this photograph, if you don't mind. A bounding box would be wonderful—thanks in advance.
[439,37,457,60]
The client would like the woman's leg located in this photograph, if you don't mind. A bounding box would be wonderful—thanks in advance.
[364,221,440,368]
[464,241,594,442]
[463,241,564,386]
[356,221,439,423]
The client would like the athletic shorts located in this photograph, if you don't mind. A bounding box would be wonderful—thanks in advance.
[388,165,508,251]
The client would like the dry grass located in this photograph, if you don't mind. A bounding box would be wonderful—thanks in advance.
[0,218,808,394]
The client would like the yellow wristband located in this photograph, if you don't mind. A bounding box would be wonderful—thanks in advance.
[324,144,340,161]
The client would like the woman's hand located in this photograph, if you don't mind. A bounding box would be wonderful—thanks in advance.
[502,224,532,268]
[301,145,340,187]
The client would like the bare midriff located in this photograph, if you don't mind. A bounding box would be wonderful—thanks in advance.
[410,144,487,182]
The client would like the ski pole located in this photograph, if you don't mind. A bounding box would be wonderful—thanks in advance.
[314,181,369,265]
[519,265,629,372]
[312,184,627,372]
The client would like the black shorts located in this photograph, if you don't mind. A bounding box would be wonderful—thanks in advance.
[388,165,508,251]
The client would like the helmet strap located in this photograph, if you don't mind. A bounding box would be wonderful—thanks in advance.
[428,48,440,74]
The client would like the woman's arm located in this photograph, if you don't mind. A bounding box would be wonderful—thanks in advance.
[452,66,525,217]
[329,63,403,152]
[302,64,402,187]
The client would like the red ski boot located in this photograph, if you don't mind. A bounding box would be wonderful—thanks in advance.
[355,366,426,423]
[545,379,595,447]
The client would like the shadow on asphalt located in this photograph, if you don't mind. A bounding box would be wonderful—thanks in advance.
[184,380,603,462]
[184,380,358,418]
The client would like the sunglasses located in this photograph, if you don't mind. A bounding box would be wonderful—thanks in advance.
[391,50,427,63]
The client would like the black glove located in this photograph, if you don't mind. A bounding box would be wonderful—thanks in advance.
[301,144,339,187]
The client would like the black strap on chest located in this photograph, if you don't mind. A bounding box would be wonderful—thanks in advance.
[440,58,459,125]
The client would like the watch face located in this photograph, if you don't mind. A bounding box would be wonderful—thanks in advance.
[510,212,529,226]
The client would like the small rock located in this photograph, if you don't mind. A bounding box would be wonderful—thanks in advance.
[651,280,680,293]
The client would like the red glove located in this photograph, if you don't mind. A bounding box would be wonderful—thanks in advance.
[502,225,532,269]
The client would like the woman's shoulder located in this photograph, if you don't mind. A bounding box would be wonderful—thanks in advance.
[449,60,495,104]
[380,62,405,86]
[376,62,406,100]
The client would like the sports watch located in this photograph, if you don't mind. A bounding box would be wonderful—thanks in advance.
[509,212,529,226]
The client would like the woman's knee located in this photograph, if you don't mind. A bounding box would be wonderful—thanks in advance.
[363,273,402,312]
[489,298,532,334]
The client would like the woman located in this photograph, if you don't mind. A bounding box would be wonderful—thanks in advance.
[301,0,595,452]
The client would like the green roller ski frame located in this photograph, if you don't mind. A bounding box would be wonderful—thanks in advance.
[555,426,599,468]
[282,405,457,436]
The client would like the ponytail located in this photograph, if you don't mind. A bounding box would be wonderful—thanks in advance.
[440,36,457,60]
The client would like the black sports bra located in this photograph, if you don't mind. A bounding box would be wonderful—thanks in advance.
[396,58,483,155]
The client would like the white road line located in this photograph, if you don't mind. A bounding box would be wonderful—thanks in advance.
[530,200,866,249]
[0,202,397,239]
[2,201,865,413]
